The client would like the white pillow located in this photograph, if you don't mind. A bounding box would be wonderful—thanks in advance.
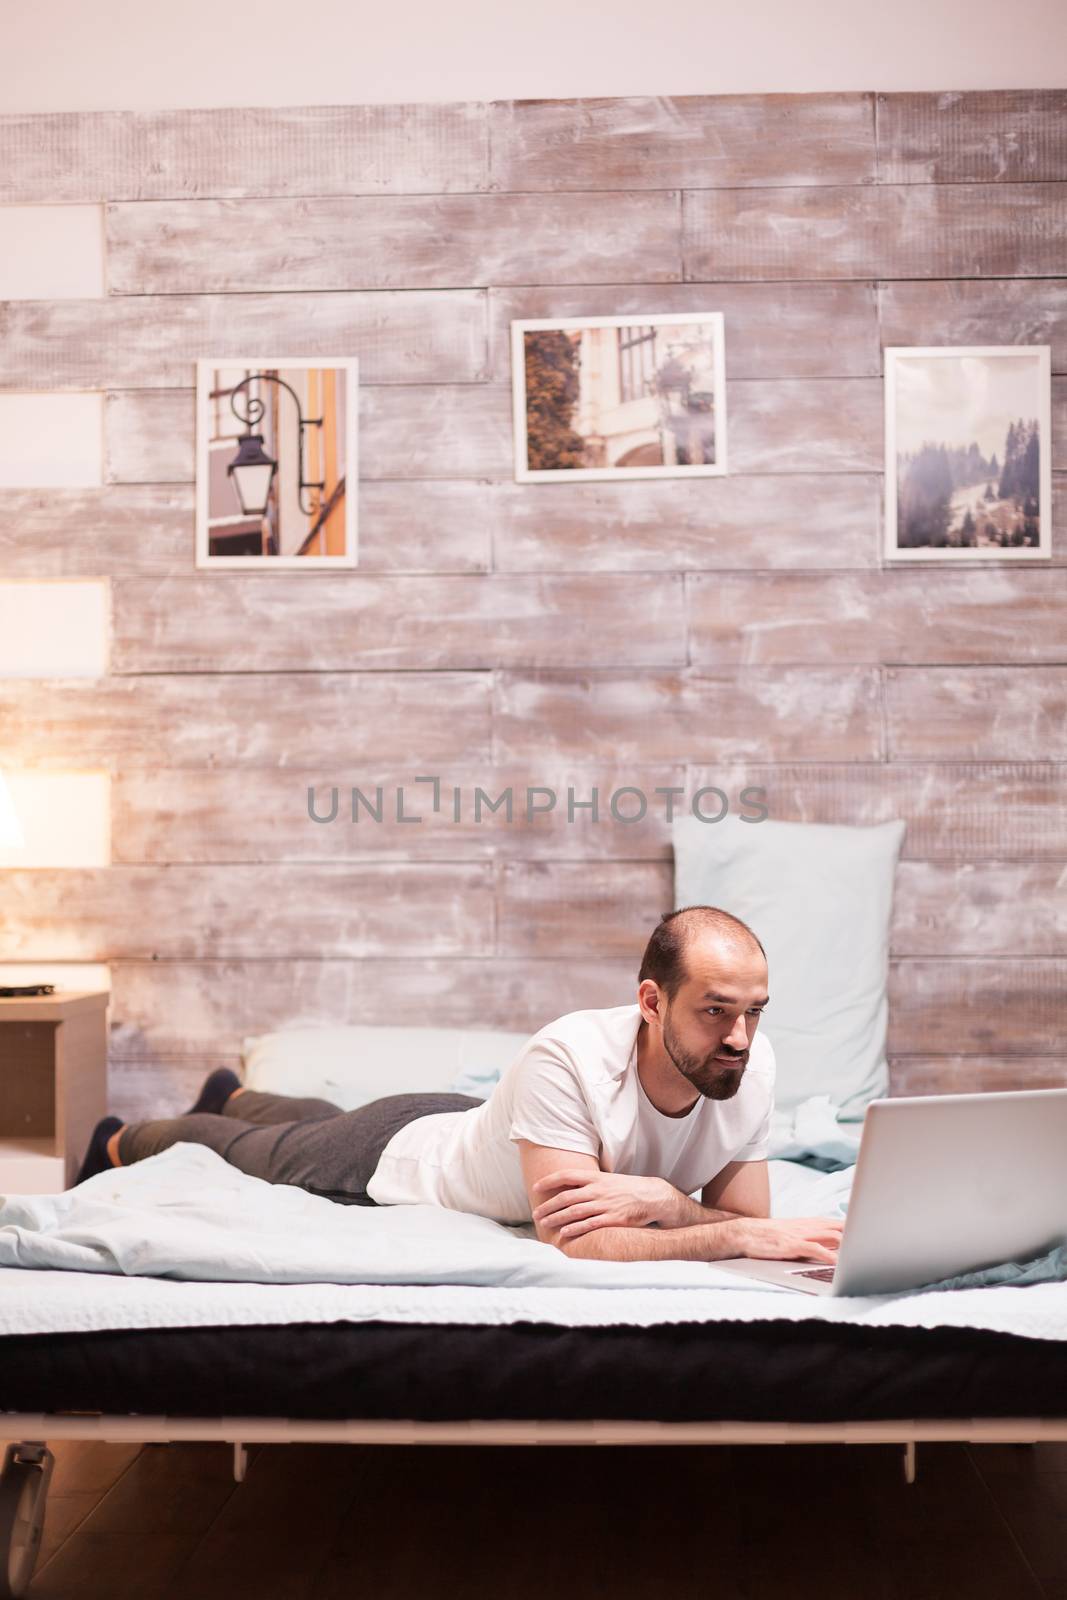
[241,1024,530,1110]
[672,813,906,1122]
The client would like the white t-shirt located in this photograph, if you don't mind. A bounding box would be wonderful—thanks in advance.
[365,1003,776,1224]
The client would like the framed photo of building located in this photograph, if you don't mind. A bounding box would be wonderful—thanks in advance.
[511,313,727,482]
[195,358,358,569]
[884,346,1051,561]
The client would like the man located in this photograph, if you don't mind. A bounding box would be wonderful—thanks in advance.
[77,905,842,1268]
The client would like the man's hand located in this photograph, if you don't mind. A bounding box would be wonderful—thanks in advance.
[729,1215,845,1265]
[531,1168,680,1238]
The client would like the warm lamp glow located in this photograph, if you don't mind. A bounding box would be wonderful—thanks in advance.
[0,771,25,849]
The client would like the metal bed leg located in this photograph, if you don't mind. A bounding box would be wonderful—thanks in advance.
[233,1441,248,1483]
[0,1442,55,1599]
[902,1441,917,1484]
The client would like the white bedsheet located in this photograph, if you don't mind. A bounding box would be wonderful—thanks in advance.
[0,1144,1065,1344]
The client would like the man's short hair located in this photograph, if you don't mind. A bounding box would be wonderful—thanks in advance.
[638,906,766,999]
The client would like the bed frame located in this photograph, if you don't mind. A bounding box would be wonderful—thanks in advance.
[3,1413,1066,1598]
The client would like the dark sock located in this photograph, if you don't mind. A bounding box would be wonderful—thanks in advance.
[185,1067,243,1117]
[74,1116,124,1186]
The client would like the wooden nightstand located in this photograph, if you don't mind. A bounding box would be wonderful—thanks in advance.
[0,991,109,1193]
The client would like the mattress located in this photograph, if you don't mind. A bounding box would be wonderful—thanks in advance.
[1,1314,1065,1424]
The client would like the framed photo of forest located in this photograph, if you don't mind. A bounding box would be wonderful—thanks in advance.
[884,346,1051,561]
[511,313,727,481]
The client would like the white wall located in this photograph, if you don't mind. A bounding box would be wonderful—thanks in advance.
[3,0,1067,113]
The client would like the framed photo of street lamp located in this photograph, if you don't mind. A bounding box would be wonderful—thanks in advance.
[511,313,726,481]
[884,346,1051,561]
[195,358,358,568]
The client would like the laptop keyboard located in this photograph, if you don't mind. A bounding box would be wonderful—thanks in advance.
[796,1267,836,1282]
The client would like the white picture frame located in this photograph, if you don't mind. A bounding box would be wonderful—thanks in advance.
[195,357,358,570]
[511,313,727,482]
[884,345,1051,562]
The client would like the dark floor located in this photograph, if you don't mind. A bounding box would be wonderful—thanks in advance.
[11,1436,1067,1599]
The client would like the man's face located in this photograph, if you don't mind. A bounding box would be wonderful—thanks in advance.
[659,939,769,1102]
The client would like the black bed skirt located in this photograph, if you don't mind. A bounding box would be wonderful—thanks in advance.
[2,1316,1066,1423]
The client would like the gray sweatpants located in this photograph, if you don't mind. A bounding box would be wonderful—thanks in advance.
[117,1086,485,1206]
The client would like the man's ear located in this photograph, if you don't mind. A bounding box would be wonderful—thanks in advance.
[637,978,663,1026]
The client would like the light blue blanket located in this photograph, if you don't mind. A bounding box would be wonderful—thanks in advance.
[1,1142,1062,1295]
[915,1245,1067,1293]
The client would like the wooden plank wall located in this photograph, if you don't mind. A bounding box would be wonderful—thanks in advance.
[1,91,1065,1118]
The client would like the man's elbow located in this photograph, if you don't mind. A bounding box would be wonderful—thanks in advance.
[551,1232,604,1260]
[541,1224,635,1261]
[534,1222,575,1255]
[533,1221,602,1259]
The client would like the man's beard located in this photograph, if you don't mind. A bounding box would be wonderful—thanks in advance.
[662,1008,747,1101]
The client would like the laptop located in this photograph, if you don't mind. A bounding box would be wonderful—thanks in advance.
[713,1087,1067,1297]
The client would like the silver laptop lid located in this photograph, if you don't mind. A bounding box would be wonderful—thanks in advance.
[834,1088,1067,1298]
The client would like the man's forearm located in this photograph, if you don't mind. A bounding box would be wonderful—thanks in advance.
[658,1187,744,1228]
[558,1218,743,1263]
